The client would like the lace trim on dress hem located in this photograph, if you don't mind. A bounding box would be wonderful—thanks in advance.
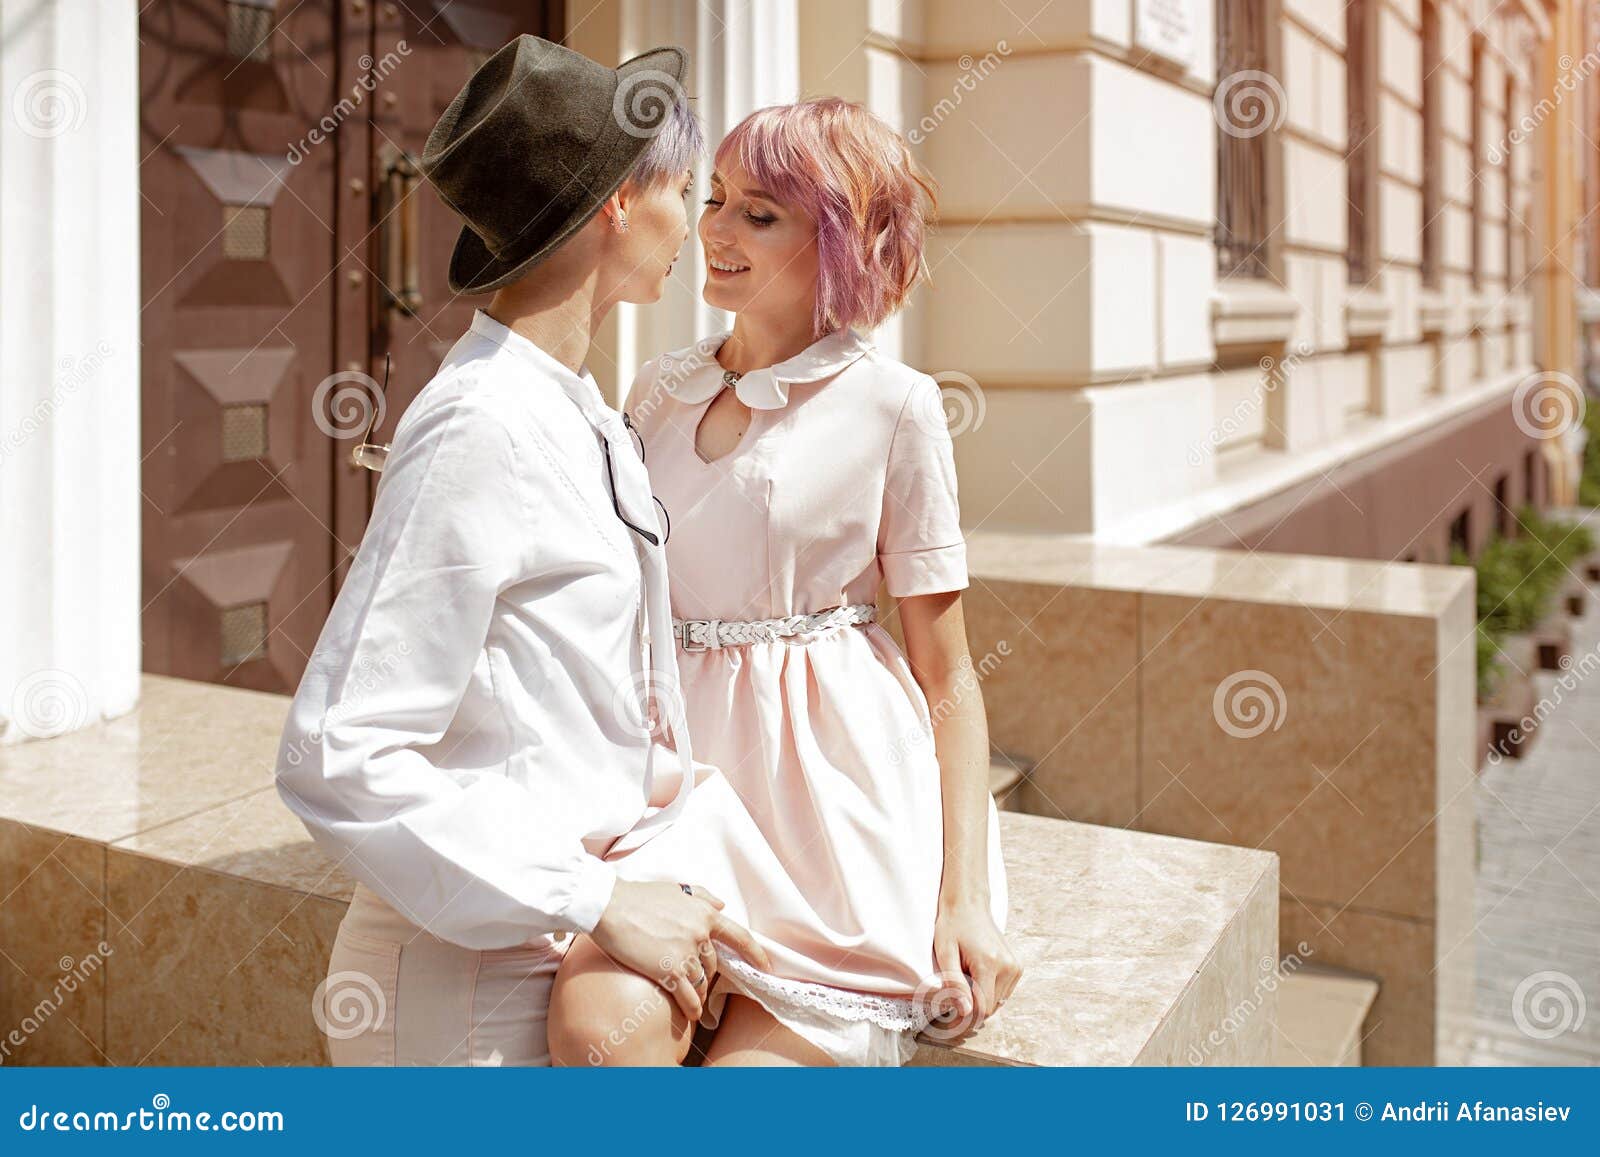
[717,955,931,1032]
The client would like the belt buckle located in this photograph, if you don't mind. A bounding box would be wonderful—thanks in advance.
[679,619,710,653]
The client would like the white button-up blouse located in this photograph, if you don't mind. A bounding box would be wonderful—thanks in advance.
[276,309,695,950]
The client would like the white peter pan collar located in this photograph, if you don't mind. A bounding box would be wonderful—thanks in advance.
[655,327,873,410]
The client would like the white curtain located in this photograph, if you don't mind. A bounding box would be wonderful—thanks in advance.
[0,0,141,742]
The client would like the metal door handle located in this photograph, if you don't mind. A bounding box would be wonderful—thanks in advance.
[377,145,423,316]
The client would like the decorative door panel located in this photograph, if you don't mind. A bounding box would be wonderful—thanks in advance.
[140,0,341,693]
[141,1,563,693]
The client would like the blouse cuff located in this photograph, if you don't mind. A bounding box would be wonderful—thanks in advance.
[558,853,618,935]
[882,541,969,597]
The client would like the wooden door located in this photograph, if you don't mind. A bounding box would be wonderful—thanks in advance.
[331,0,565,580]
[140,0,562,693]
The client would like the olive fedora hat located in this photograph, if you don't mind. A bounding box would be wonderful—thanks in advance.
[418,35,688,295]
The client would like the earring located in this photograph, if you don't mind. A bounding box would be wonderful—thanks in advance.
[616,211,629,233]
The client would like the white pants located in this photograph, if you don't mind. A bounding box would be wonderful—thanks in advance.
[320,882,571,1066]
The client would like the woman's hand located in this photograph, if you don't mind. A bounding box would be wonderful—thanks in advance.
[591,880,771,1021]
[931,895,1022,1028]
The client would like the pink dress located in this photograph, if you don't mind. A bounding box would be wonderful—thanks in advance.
[604,327,1008,1066]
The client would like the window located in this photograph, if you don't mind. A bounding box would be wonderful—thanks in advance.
[1504,72,1522,289]
[1215,0,1274,279]
[1346,0,1375,284]
[1420,2,1442,288]
[1494,474,1512,538]
[1449,508,1472,557]
[1524,447,1539,508]
[1589,44,1600,290]
[1470,35,1485,291]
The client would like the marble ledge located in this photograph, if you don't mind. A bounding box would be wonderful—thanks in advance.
[117,804,1279,1067]
[77,799,1284,1067]
[1,677,1280,1067]
[912,814,1278,1067]
[112,785,357,904]
[966,532,1473,621]
[0,676,288,844]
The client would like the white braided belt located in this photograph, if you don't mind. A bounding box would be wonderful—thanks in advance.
[672,603,876,652]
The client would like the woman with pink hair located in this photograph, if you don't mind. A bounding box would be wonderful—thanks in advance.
[547,97,1020,1067]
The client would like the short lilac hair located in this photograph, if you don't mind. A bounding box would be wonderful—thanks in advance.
[625,93,704,189]
[717,97,937,336]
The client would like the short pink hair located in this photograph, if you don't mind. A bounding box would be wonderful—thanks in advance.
[717,98,937,337]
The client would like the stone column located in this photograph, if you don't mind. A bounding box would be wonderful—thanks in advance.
[793,0,1222,535]
[0,0,141,743]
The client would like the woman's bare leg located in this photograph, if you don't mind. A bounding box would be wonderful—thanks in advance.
[546,934,698,1066]
[701,995,836,1067]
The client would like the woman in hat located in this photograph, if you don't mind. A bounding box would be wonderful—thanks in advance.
[546,97,1021,1067]
[278,36,771,1068]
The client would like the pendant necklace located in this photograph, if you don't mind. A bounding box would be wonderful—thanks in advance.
[721,367,748,440]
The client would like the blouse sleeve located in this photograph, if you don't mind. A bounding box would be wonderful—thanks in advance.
[274,391,616,950]
[878,375,970,598]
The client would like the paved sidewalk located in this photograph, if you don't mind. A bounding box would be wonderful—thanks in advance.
[1445,506,1600,1065]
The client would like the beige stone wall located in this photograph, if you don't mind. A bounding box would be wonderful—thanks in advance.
[790,1,1554,542]
[562,2,1585,537]
[959,532,1479,1064]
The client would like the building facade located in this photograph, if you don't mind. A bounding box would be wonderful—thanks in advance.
[577,0,1591,564]
[1,0,1593,713]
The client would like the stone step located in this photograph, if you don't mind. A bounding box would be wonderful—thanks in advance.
[1272,964,1380,1066]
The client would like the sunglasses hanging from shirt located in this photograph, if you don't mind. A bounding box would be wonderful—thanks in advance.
[348,354,392,473]
[607,412,671,546]
[346,358,669,546]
